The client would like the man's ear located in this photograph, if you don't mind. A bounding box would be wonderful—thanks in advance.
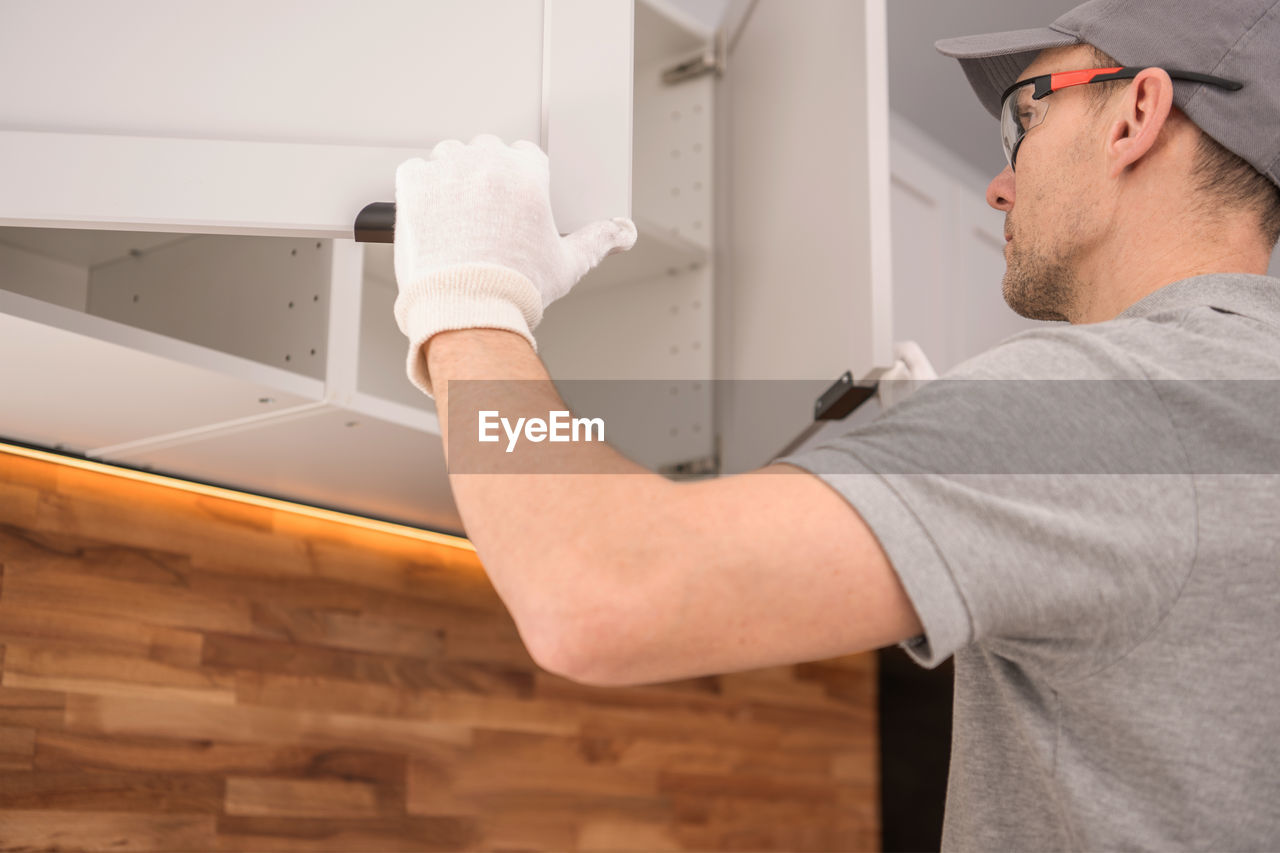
[1106,67,1175,179]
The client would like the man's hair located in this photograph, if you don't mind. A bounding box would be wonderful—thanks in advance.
[1084,45,1280,248]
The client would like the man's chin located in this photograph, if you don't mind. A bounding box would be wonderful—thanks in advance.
[1002,268,1073,323]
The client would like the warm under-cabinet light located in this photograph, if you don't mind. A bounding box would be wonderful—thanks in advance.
[0,439,474,552]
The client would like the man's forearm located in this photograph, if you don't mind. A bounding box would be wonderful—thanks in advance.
[424,328,675,675]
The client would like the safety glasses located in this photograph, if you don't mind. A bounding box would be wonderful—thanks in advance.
[999,67,1244,170]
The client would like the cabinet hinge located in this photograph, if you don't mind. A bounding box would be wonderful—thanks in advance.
[661,32,726,86]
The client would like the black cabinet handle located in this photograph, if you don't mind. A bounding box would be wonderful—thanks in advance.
[354,202,395,243]
[773,371,877,460]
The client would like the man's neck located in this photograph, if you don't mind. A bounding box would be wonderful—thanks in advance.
[1069,228,1271,324]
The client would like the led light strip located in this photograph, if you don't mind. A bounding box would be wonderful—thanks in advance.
[0,440,474,552]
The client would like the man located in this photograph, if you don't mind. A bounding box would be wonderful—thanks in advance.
[391,0,1280,847]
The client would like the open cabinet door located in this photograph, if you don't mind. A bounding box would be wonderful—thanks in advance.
[715,0,893,475]
[0,0,629,238]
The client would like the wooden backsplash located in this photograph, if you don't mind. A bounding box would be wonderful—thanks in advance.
[0,446,878,851]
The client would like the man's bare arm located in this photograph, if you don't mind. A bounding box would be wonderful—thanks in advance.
[426,328,924,687]
[425,327,680,677]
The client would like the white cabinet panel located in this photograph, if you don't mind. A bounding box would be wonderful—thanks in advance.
[721,0,891,383]
[99,406,463,535]
[88,234,333,381]
[0,238,88,310]
[0,0,544,148]
[532,0,715,472]
[0,130,426,239]
[717,0,893,474]
[544,0,636,234]
[355,262,424,412]
[0,0,632,238]
[0,290,318,455]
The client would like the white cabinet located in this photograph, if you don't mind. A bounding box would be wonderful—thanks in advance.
[0,0,893,535]
[713,0,894,474]
[0,0,628,237]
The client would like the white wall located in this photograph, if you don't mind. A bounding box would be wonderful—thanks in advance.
[888,111,1046,375]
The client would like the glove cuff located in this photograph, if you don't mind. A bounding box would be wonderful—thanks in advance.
[393,263,544,398]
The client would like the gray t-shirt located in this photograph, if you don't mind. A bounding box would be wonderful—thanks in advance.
[775,273,1280,851]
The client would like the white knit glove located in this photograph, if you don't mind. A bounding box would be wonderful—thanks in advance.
[393,134,638,398]
[876,341,938,412]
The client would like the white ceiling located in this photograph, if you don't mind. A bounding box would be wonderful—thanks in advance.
[662,0,1078,177]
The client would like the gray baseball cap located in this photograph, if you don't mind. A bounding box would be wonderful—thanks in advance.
[935,0,1280,189]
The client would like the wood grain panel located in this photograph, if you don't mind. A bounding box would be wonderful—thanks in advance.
[224,777,383,818]
[0,685,66,730]
[0,810,217,851]
[0,446,878,850]
[2,642,236,706]
[0,602,204,668]
[62,693,475,753]
[0,768,223,811]
[211,814,480,852]
[0,722,36,772]
[2,563,257,637]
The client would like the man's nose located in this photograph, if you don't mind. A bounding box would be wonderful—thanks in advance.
[986,165,1014,211]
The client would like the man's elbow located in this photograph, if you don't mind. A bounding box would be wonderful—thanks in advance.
[510,482,674,688]
[538,646,637,689]
[536,594,678,689]
[525,622,586,683]
[523,576,651,689]
[526,598,627,688]
[512,554,621,687]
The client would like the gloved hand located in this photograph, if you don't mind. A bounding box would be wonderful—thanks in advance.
[393,134,638,398]
[876,340,938,412]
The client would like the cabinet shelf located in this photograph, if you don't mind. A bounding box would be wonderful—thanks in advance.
[0,287,321,456]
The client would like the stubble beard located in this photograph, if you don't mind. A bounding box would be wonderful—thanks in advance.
[1002,238,1078,323]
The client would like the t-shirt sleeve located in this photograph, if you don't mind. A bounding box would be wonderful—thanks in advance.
[773,326,1197,681]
